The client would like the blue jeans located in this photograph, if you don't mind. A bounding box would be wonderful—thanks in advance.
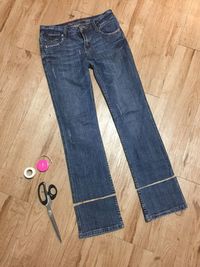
[39,9,187,239]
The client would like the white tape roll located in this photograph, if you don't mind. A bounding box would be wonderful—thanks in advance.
[24,167,36,179]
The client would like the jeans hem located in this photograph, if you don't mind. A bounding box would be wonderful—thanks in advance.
[144,203,188,222]
[78,222,124,239]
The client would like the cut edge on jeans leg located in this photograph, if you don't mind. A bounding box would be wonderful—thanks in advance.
[73,193,117,206]
[144,203,188,222]
[136,174,176,191]
[74,194,125,239]
[136,175,188,222]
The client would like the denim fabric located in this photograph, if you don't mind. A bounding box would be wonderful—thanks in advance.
[39,9,188,239]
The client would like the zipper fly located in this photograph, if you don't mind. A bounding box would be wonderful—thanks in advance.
[79,26,91,51]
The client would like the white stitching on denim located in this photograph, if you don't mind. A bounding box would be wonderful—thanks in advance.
[73,193,116,206]
[136,175,176,191]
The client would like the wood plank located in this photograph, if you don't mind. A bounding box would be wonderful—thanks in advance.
[179,0,200,50]
[153,45,200,183]
[123,0,191,97]
[0,1,199,266]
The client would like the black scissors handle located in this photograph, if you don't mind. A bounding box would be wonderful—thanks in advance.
[38,182,57,206]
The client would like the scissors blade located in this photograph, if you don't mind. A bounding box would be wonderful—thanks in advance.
[47,206,62,243]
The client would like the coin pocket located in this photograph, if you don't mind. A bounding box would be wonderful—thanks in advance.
[41,30,65,48]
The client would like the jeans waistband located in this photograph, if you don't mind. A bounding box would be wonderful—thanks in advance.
[39,9,115,33]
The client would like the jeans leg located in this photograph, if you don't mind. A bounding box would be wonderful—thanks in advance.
[40,50,124,238]
[92,38,188,222]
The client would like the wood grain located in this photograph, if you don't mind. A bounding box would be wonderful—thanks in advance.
[0,1,199,266]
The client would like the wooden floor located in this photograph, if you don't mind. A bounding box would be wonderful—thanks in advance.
[0,1,200,266]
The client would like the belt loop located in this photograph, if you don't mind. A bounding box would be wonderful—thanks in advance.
[92,20,99,31]
[64,26,68,37]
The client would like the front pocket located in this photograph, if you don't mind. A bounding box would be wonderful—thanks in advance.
[98,17,120,35]
[41,29,65,48]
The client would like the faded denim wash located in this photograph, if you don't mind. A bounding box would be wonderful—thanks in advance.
[39,9,188,239]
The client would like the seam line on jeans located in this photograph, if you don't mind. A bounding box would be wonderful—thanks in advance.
[136,175,176,191]
[73,193,116,206]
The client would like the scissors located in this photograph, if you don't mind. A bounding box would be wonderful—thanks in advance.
[38,182,62,243]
